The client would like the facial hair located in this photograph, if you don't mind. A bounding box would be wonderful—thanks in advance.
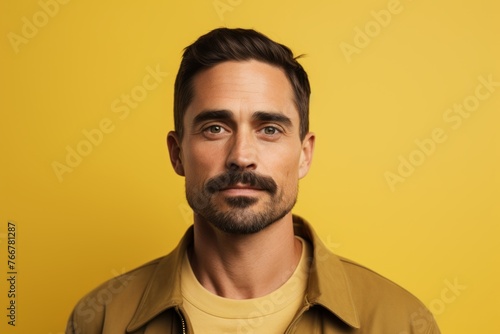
[186,170,297,234]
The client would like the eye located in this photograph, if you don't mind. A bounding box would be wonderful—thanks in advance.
[207,125,223,133]
[262,126,280,135]
[202,124,229,138]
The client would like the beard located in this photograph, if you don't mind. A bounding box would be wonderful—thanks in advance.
[186,170,297,234]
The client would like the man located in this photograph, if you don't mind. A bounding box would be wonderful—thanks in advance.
[66,28,440,333]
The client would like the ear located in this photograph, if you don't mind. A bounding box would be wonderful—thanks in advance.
[167,131,185,176]
[298,132,315,179]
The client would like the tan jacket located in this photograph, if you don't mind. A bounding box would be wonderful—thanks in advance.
[66,216,440,333]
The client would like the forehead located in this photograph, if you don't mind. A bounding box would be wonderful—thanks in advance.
[186,60,298,120]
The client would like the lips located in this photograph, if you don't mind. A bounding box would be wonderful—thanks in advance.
[220,185,264,196]
[221,183,262,191]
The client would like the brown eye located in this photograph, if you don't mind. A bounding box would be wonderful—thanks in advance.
[263,126,278,135]
[208,125,222,133]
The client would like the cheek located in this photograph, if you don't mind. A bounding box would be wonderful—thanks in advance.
[268,150,302,185]
[183,144,225,181]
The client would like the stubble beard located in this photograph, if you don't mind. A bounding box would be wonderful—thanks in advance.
[185,174,298,234]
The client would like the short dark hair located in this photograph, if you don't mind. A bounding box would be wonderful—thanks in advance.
[174,28,311,140]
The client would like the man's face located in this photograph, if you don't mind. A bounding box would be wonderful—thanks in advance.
[168,60,314,234]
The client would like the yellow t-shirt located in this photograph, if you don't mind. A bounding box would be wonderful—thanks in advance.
[181,237,312,334]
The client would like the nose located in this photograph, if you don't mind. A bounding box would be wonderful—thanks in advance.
[225,130,257,171]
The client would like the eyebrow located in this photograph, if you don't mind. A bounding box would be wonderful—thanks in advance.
[252,111,292,128]
[191,109,293,129]
[192,109,234,127]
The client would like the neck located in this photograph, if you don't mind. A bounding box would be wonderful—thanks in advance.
[189,212,302,299]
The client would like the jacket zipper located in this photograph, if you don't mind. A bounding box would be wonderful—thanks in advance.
[175,307,187,334]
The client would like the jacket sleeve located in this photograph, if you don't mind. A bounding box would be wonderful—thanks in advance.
[65,298,105,334]
[65,311,79,334]
[426,318,441,334]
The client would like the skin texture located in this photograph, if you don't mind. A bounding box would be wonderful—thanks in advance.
[167,60,315,299]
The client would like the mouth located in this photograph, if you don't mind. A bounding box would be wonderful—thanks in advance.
[220,184,264,195]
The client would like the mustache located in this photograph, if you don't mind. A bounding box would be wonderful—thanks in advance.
[205,170,277,195]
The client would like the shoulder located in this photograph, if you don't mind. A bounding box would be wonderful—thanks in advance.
[339,256,421,302]
[66,227,193,333]
[66,257,164,333]
[338,256,440,333]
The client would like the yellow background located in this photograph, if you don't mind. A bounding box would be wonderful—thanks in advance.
[1,0,498,333]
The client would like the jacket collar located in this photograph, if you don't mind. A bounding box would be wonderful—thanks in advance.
[292,215,360,328]
[127,215,360,332]
[127,227,193,332]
